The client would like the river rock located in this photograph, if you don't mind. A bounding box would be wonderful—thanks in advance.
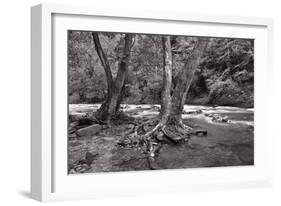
[194,129,208,137]
[69,169,76,174]
[76,124,102,137]
[85,151,98,165]
[120,104,129,110]
[221,116,229,123]
[69,121,79,128]
[156,131,165,141]
[150,105,160,111]
[183,109,203,115]
[68,133,77,139]
[126,124,135,130]
[205,113,229,123]
[69,121,79,134]
[211,114,229,123]
[69,112,88,121]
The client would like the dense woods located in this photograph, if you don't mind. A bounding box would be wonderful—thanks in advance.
[68,31,254,173]
[68,31,254,108]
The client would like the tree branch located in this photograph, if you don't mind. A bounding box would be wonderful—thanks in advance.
[92,32,113,87]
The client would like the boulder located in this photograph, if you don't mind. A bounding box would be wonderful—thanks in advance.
[76,124,102,137]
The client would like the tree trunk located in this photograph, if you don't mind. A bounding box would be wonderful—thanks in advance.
[92,33,133,122]
[169,38,209,125]
[159,36,172,125]
[139,37,208,140]
[92,33,113,95]
[121,37,208,171]
[142,37,208,143]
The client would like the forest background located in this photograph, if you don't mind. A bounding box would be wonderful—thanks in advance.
[68,31,254,108]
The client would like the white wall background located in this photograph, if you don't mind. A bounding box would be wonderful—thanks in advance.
[0,0,280,205]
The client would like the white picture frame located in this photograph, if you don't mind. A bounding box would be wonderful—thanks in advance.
[31,3,274,202]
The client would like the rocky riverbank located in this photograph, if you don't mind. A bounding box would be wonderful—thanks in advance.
[68,104,254,174]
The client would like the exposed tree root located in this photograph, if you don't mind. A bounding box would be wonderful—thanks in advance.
[122,119,193,146]
[116,116,209,170]
[118,119,194,170]
[142,122,191,169]
[178,119,193,131]
[142,123,162,140]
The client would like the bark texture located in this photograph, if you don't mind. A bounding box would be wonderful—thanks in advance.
[140,37,209,143]
[169,38,209,124]
[92,33,133,121]
[159,36,173,125]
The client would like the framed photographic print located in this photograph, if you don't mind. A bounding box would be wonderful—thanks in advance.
[31,3,274,201]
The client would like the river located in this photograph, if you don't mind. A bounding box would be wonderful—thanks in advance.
[69,104,254,126]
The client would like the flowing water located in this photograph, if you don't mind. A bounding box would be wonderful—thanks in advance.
[68,104,254,173]
[69,104,254,126]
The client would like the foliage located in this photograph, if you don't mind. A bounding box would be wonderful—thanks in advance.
[187,38,254,107]
[68,31,254,108]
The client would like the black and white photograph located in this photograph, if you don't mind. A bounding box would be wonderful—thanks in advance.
[1,0,280,204]
[67,31,254,174]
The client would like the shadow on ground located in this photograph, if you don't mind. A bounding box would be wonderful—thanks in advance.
[68,104,254,174]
